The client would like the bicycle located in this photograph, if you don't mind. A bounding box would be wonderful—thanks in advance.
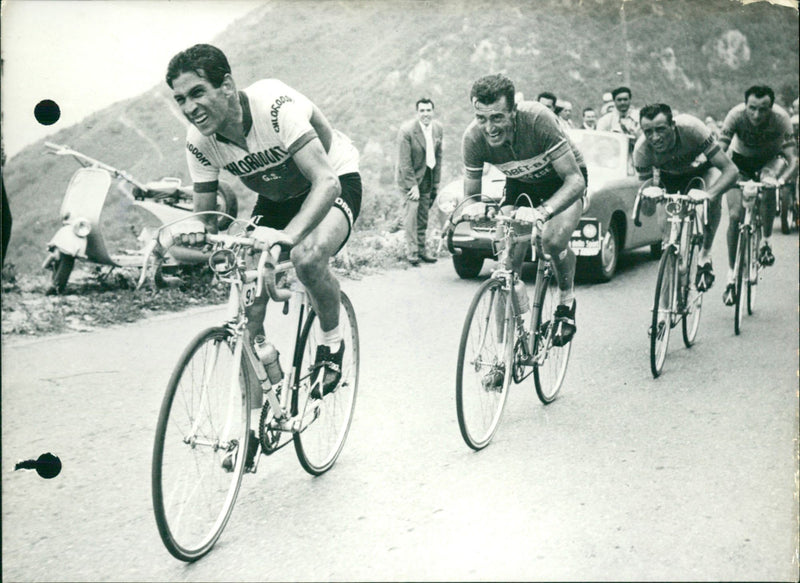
[632,179,708,378]
[444,201,572,450]
[144,213,359,562]
[732,179,769,335]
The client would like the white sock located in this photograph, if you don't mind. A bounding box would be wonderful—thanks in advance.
[726,269,735,284]
[321,326,342,352]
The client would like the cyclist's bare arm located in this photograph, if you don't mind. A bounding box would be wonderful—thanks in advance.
[463,176,482,201]
[778,142,797,184]
[706,149,740,200]
[281,137,341,246]
[545,151,586,215]
[192,182,223,233]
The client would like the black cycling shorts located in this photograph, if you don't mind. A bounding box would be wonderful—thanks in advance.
[502,167,589,207]
[731,151,786,181]
[251,172,362,248]
[660,163,712,194]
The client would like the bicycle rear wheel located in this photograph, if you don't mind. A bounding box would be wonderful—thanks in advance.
[650,250,676,378]
[747,226,760,315]
[682,237,703,347]
[293,292,359,475]
[152,327,251,562]
[734,230,748,335]
[533,274,571,404]
[456,278,512,450]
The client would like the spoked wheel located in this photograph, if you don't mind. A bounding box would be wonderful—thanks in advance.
[293,292,359,475]
[681,239,703,347]
[152,327,251,562]
[532,275,572,404]
[456,278,512,450]
[650,250,676,378]
[747,228,760,315]
[734,230,748,335]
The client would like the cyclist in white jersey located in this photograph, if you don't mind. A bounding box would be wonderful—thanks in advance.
[166,44,361,399]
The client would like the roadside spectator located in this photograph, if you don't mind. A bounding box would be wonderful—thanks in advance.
[537,91,558,112]
[556,100,574,128]
[581,107,598,130]
[600,92,615,116]
[396,97,443,265]
[597,86,641,139]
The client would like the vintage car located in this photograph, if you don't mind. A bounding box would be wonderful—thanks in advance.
[439,129,662,281]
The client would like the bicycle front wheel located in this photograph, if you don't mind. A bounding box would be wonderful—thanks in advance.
[456,278,512,450]
[533,274,572,404]
[651,250,677,378]
[734,230,748,335]
[682,237,703,347]
[747,226,760,315]
[152,327,251,562]
[293,292,359,475]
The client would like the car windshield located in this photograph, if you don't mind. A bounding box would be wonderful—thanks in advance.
[568,130,629,179]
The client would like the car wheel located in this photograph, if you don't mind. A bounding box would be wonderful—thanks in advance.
[586,221,619,283]
[452,251,484,279]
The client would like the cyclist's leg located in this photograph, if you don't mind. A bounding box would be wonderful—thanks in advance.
[699,167,722,265]
[722,186,743,305]
[757,156,786,263]
[292,174,361,397]
[540,199,582,345]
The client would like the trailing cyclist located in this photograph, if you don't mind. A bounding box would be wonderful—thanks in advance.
[634,103,739,292]
[461,74,587,357]
[164,44,362,400]
[717,85,797,305]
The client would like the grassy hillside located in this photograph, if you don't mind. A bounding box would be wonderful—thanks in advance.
[3,0,798,273]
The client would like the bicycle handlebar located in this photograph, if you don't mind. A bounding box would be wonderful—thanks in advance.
[632,187,708,228]
[136,212,294,302]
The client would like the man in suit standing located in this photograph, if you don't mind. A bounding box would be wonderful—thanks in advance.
[396,97,443,265]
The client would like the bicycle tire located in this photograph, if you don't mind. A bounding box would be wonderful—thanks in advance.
[747,226,760,315]
[734,230,748,335]
[650,250,676,378]
[152,327,251,562]
[681,237,703,347]
[293,292,359,475]
[533,273,571,404]
[456,277,512,450]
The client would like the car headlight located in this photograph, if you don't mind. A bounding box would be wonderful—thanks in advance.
[72,218,92,237]
[581,223,598,239]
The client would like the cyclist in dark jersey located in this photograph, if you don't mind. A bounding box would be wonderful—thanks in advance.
[462,74,587,347]
[718,85,796,305]
[166,44,361,400]
[634,103,739,292]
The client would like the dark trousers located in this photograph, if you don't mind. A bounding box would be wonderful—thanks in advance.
[403,167,433,256]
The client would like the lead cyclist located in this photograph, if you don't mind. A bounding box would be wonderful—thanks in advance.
[460,75,587,368]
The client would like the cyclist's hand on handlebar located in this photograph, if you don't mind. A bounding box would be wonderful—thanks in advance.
[251,226,295,253]
[168,218,208,247]
[687,188,709,202]
[514,206,547,230]
[761,175,782,188]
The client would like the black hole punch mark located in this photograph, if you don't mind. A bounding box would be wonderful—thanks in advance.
[14,452,62,479]
[34,100,61,126]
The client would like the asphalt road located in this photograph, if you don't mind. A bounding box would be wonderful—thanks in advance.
[2,214,798,581]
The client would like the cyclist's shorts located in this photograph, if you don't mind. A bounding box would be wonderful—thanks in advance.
[660,163,712,194]
[731,152,786,181]
[502,167,588,208]
[251,172,362,251]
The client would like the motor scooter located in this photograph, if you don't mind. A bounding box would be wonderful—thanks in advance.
[42,142,238,293]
